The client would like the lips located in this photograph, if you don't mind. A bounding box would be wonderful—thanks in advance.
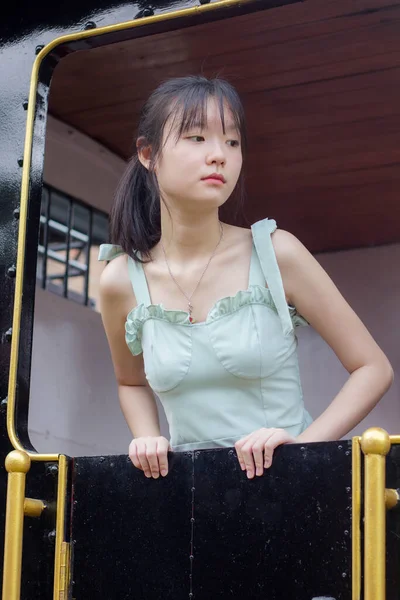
[202,173,226,183]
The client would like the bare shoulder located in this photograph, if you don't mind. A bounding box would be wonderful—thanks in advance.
[270,228,306,267]
[99,255,136,312]
[270,228,315,304]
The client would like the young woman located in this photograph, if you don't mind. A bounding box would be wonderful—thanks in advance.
[98,75,393,481]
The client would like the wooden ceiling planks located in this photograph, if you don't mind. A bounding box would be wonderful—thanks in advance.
[48,0,400,252]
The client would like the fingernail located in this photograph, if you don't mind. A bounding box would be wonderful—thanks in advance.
[161,469,168,477]
[247,471,253,479]
[145,472,151,478]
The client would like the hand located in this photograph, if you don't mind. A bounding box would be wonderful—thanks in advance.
[234,428,297,479]
[128,436,171,479]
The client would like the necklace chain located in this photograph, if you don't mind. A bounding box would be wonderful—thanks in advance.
[160,222,224,323]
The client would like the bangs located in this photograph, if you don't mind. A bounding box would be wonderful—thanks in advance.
[161,79,246,149]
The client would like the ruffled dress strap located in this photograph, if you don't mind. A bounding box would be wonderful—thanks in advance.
[251,218,293,337]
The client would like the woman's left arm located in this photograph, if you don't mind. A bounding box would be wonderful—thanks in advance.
[275,228,394,442]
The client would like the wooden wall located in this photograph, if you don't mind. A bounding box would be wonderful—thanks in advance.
[49,0,400,252]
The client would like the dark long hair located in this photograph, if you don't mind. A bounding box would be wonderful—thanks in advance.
[110,75,247,262]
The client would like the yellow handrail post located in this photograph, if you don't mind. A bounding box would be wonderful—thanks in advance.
[2,450,31,600]
[360,427,391,600]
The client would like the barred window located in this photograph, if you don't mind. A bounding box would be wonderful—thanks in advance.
[37,184,109,311]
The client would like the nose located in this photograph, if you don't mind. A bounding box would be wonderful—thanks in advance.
[206,140,226,166]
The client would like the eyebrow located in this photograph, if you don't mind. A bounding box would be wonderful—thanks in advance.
[187,121,239,134]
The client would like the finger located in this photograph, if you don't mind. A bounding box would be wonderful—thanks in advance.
[235,434,252,471]
[157,438,170,477]
[251,441,265,477]
[129,442,142,470]
[264,430,292,468]
[146,439,161,479]
[136,440,152,478]
[240,436,260,479]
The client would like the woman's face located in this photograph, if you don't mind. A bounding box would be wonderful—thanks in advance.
[152,97,243,213]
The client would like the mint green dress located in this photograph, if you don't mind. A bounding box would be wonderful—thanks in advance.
[98,218,313,451]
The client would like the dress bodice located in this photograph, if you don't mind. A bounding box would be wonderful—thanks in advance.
[98,218,312,450]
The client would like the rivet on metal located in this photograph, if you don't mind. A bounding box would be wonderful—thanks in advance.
[13,207,20,219]
[46,464,58,477]
[22,101,28,110]
[5,328,12,343]
[47,530,56,544]
[17,158,23,167]
[135,7,154,18]
[84,21,97,30]
[35,45,45,55]
[7,266,16,279]
[0,398,8,410]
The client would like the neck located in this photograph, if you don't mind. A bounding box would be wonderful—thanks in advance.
[155,209,224,264]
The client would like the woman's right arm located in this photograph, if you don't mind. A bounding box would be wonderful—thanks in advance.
[99,256,170,478]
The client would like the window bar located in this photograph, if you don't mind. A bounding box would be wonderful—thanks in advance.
[84,209,93,306]
[41,189,51,290]
[37,247,87,273]
[63,200,73,299]
[39,216,89,243]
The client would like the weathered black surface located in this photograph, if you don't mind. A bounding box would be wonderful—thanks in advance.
[72,442,352,600]
[19,460,66,599]
[71,451,194,599]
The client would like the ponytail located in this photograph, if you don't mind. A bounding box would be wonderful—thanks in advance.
[110,156,160,263]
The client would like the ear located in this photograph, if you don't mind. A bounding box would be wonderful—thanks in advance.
[136,136,152,170]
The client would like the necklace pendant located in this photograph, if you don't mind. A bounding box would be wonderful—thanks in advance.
[188,302,195,324]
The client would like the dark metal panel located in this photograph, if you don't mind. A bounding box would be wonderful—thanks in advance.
[19,460,68,600]
[192,443,352,599]
[71,452,194,599]
[72,443,353,599]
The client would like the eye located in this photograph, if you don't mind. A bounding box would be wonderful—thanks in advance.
[227,140,240,148]
[187,135,205,142]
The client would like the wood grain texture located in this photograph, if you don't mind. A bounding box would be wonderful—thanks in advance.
[48,0,400,252]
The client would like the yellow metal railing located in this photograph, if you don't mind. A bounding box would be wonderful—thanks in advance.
[1,451,71,600]
[360,428,400,600]
[1,450,46,599]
